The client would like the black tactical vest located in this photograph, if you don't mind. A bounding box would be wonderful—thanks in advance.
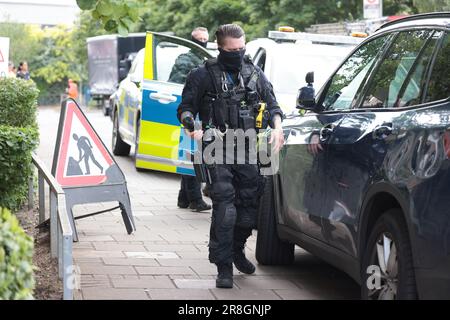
[203,57,260,131]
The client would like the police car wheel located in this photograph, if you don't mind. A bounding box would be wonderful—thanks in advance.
[361,209,417,300]
[256,176,294,265]
[112,110,131,156]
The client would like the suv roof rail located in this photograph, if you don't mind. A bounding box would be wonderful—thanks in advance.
[268,31,363,45]
[377,12,450,31]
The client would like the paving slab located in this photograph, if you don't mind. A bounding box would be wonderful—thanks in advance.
[82,288,149,300]
[112,277,176,289]
[147,289,215,300]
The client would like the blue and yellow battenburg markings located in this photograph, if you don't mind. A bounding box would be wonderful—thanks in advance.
[136,32,195,175]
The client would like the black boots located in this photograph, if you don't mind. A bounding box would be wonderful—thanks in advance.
[215,252,255,289]
[202,184,211,198]
[216,263,233,288]
[177,199,189,208]
[178,192,211,212]
[189,199,212,212]
[177,189,189,208]
[233,249,256,274]
[215,251,255,288]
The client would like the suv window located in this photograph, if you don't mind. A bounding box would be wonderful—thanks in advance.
[362,30,434,109]
[425,33,450,102]
[395,31,443,108]
[321,36,388,111]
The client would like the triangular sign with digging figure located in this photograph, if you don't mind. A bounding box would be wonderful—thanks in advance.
[52,99,135,241]
[54,99,113,187]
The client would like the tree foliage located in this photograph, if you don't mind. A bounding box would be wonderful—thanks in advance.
[2,0,446,105]
[413,0,450,12]
[76,0,144,35]
[132,0,431,40]
[33,26,80,84]
[70,11,109,83]
[0,23,41,68]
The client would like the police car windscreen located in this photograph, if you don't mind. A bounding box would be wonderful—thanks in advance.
[271,44,352,95]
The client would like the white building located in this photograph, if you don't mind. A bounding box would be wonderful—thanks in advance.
[0,0,80,26]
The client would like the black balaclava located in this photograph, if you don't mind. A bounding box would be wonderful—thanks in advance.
[218,48,246,72]
[191,36,208,48]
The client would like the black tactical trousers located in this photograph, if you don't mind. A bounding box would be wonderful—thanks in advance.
[178,175,202,203]
[208,163,260,265]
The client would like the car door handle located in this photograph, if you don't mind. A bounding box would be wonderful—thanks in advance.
[373,124,393,139]
[319,124,334,142]
[149,92,177,104]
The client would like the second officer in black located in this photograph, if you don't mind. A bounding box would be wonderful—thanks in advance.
[177,24,284,288]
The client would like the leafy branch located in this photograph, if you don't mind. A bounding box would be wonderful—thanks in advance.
[76,0,144,36]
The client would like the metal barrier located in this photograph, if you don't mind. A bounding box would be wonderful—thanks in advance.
[28,153,74,300]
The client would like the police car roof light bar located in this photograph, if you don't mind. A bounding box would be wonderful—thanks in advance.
[268,31,363,45]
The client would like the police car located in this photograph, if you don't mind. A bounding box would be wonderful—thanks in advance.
[246,27,365,113]
[111,32,214,174]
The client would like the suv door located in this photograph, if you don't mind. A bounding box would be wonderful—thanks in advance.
[279,34,391,242]
[319,29,446,257]
[136,32,213,173]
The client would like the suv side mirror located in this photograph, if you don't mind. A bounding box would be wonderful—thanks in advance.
[305,71,314,85]
[119,67,128,81]
[296,71,316,110]
[119,60,128,69]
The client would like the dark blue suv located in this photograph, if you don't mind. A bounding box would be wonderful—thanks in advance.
[256,13,450,299]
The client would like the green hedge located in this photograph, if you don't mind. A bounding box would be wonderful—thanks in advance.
[0,126,39,211]
[0,77,39,211]
[0,77,39,127]
[0,207,35,300]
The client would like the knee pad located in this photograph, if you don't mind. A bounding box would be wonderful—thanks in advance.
[211,180,235,202]
[236,206,257,229]
[215,204,237,230]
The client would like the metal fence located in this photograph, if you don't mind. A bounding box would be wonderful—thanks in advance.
[28,153,74,300]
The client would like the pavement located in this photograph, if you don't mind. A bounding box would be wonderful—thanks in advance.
[36,105,359,300]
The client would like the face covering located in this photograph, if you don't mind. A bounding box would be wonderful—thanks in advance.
[218,48,246,72]
[191,37,208,48]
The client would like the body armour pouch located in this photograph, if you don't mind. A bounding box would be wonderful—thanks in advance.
[211,98,229,130]
[239,109,255,131]
[226,94,242,129]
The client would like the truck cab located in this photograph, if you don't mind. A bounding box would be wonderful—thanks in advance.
[87,33,146,116]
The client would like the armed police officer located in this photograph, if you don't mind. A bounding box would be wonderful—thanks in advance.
[177,24,284,289]
[170,27,212,212]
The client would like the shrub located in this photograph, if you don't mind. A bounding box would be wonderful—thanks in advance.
[0,126,38,211]
[0,207,35,300]
[0,77,39,127]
